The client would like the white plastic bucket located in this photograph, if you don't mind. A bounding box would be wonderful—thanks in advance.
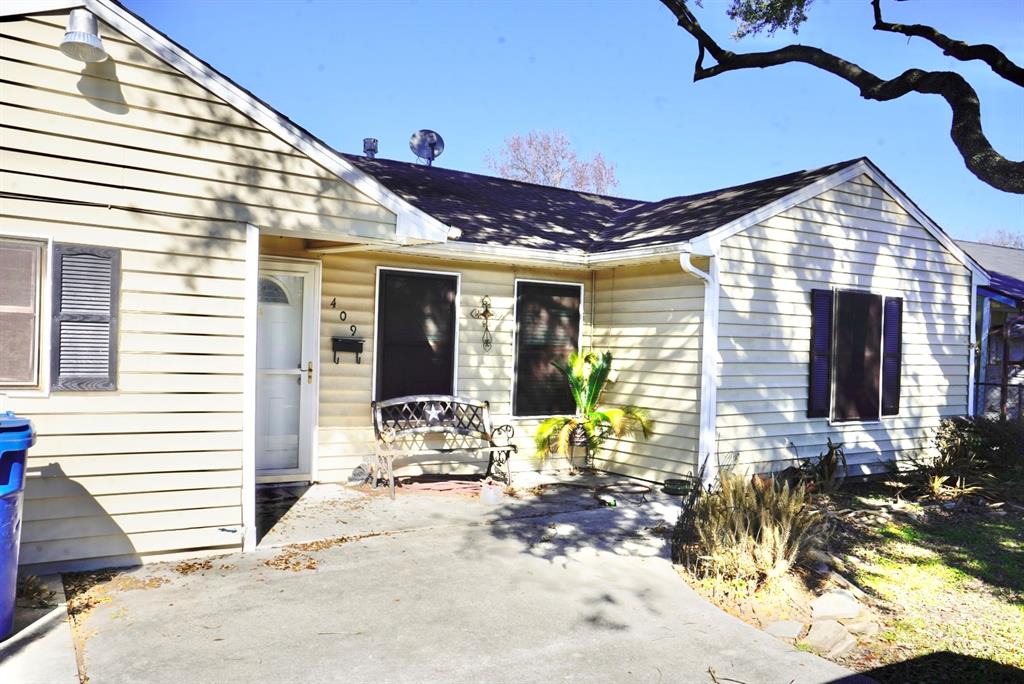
[479,481,504,504]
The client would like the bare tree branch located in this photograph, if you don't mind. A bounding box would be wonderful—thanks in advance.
[659,0,1024,194]
[485,130,619,194]
[872,0,1024,87]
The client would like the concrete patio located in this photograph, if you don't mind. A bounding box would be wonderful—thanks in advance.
[16,476,861,683]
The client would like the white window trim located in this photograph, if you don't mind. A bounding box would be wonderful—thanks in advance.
[371,266,462,402]
[510,278,585,420]
[0,233,53,400]
[827,287,902,426]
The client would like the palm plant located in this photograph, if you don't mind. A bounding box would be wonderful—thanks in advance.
[534,350,653,467]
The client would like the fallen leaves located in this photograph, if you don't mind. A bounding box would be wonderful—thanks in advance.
[262,548,319,572]
[173,558,214,575]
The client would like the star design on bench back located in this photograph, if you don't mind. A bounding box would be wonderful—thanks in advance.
[424,402,443,425]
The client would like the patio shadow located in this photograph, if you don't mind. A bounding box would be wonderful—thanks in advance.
[839,650,1024,684]
[478,479,679,564]
[255,484,311,543]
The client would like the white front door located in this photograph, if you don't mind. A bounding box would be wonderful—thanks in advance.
[256,260,319,481]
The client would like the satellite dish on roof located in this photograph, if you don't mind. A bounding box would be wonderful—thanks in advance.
[410,129,444,166]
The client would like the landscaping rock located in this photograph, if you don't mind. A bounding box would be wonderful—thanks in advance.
[764,620,804,640]
[828,571,867,599]
[810,589,862,620]
[801,620,849,654]
[828,631,858,658]
[842,619,880,636]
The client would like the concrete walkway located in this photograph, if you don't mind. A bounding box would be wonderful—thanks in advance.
[0,574,79,684]
[67,478,858,683]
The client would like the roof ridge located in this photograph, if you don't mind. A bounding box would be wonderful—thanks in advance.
[344,154,868,211]
[645,157,869,207]
[957,238,1024,252]
[339,153,645,204]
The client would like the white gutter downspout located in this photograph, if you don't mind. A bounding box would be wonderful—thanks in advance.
[679,243,720,490]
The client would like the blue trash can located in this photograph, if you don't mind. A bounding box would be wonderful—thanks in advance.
[0,411,35,641]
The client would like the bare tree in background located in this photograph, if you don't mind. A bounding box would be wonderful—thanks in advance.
[486,130,619,194]
[979,229,1024,249]
[659,0,1024,194]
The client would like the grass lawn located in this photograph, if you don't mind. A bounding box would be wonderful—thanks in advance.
[677,477,1024,683]
[822,479,1024,683]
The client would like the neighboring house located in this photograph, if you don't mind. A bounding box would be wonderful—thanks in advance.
[957,241,1024,421]
[0,0,989,572]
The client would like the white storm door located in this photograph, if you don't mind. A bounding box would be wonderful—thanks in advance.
[256,260,319,480]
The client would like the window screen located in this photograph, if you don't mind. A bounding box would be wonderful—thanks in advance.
[514,281,582,416]
[375,270,457,400]
[0,238,43,386]
[833,290,883,422]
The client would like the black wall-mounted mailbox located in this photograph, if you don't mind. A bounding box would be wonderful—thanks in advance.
[332,337,364,364]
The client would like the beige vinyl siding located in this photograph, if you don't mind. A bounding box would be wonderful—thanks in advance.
[0,14,397,242]
[0,11,398,571]
[715,174,972,474]
[260,237,590,480]
[3,215,246,572]
[590,262,704,482]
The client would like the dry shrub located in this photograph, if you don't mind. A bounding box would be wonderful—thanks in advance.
[677,472,823,590]
[934,416,1024,476]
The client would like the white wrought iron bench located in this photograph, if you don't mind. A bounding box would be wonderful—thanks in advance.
[370,395,516,498]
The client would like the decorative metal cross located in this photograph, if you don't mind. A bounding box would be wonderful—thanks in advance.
[470,295,495,351]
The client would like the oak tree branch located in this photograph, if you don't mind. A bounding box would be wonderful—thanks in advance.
[659,0,1023,194]
[872,0,1024,88]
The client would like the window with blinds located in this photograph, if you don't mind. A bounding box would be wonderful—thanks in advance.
[374,269,458,401]
[513,281,582,417]
[51,243,120,391]
[0,238,43,386]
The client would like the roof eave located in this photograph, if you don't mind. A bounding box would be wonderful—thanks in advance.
[694,158,991,285]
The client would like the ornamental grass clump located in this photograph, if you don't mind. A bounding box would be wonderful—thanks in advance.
[678,472,823,590]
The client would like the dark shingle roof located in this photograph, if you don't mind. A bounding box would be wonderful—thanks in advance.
[342,154,865,253]
[957,240,1024,302]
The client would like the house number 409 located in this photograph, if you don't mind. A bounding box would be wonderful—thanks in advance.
[329,298,356,334]
[329,299,350,323]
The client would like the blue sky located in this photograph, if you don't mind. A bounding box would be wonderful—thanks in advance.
[126,0,1024,241]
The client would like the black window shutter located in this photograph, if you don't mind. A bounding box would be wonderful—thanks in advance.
[514,282,581,416]
[51,243,120,391]
[881,297,903,415]
[807,289,833,418]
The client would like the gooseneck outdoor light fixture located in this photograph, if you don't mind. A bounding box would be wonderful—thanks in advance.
[59,9,108,63]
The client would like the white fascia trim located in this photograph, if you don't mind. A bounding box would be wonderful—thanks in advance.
[383,237,686,270]
[0,0,81,17]
[241,224,259,552]
[967,270,978,416]
[861,162,990,285]
[678,244,720,490]
[76,0,448,245]
[380,240,589,269]
[696,159,990,284]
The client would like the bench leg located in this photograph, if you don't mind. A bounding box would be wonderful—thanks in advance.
[388,460,395,500]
